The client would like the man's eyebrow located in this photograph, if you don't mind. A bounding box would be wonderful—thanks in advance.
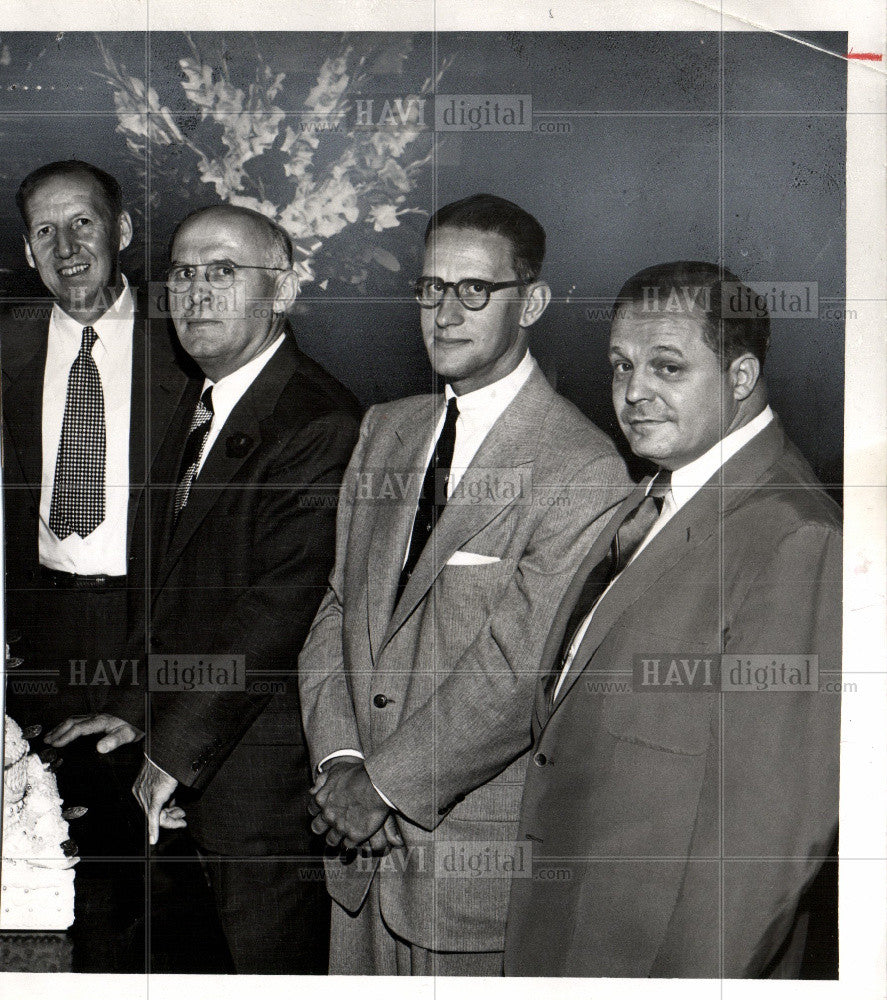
[168,257,235,266]
[608,342,687,357]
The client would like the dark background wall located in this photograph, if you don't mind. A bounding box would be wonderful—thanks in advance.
[0,31,846,485]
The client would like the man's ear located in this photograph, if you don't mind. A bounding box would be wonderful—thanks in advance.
[117,211,133,253]
[272,269,299,314]
[519,280,552,329]
[729,353,761,401]
[24,236,36,269]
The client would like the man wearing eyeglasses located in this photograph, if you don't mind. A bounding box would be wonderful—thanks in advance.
[48,203,361,972]
[299,193,631,974]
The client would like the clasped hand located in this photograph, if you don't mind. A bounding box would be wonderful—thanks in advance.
[308,760,403,854]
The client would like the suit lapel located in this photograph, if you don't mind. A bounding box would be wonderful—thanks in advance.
[127,307,189,551]
[380,367,551,652]
[365,399,443,663]
[532,480,652,733]
[2,324,47,499]
[153,337,296,589]
[546,418,792,718]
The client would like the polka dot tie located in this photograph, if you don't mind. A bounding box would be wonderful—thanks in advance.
[174,386,214,519]
[48,326,106,540]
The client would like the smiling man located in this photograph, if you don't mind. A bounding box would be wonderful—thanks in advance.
[504,260,842,978]
[46,204,361,972]
[1,160,188,860]
[298,193,630,974]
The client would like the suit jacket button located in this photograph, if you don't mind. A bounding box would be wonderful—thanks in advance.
[533,752,548,767]
[191,761,201,772]
[373,694,388,708]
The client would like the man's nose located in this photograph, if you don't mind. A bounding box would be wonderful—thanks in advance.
[435,286,464,327]
[623,369,653,404]
[54,228,77,258]
[184,274,214,308]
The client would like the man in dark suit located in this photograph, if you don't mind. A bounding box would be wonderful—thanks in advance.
[47,204,361,972]
[504,261,841,978]
[2,159,188,856]
[299,194,631,974]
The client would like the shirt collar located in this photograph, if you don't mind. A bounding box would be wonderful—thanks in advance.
[202,332,286,403]
[443,350,535,414]
[50,275,133,349]
[660,405,775,511]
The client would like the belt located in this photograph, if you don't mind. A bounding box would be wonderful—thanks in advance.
[39,567,127,590]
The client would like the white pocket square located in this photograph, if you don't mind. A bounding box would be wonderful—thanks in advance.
[445,550,502,566]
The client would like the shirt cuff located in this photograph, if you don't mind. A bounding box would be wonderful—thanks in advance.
[143,753,176,783]
[317,749,398,812]
[317,748,365,772]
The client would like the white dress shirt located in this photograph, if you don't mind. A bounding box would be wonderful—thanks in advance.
[551,405,775,703]
[429,349,536,498]
[320,351,538,804]
[192,333,286,479]
[39,278,133,575]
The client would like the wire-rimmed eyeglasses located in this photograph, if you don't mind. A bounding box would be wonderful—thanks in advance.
[166,260,290,292]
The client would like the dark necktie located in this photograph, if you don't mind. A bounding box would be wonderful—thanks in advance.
[550,469,672,700]
[48,326,106,539]
[174,386,214,519]
[398,396,460,594]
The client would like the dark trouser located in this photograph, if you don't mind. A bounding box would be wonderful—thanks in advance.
[7,578,132,719]
[6,579,144,859]
[199,852,331,974]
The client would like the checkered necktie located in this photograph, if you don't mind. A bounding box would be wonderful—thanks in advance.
[174,387,214,519]
[48,326,106,539]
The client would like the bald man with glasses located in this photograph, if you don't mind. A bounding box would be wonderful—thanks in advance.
[48,203,361,972]
[298,193,631,974]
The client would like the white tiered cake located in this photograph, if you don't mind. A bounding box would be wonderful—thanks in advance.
[1,715,78,930]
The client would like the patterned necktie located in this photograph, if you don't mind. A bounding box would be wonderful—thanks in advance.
[48,326,106,540]
[548,469,672,704]
[610,469,672,575]
[174,387,214,519]
[398,396,460,594]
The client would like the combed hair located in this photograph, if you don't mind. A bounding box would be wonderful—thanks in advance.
[614,260,771,368]
[16,160,124,226]
[425,193,545,282]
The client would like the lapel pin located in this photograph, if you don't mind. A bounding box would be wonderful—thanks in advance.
[226,432,253,458]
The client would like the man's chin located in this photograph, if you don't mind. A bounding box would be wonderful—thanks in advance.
[623,429,673,463]
[56,282,115,313]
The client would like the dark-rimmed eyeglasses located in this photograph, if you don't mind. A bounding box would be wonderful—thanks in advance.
[413,276,529,311]
[166,260,290,292]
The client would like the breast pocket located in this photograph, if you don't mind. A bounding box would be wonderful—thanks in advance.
[435,556,516,615]
[601,693,713,756]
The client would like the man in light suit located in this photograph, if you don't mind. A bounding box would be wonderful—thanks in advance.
[47,205,361,972]
[298,193,631,975]
[3,160,188,859]
[505,261,841,978]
